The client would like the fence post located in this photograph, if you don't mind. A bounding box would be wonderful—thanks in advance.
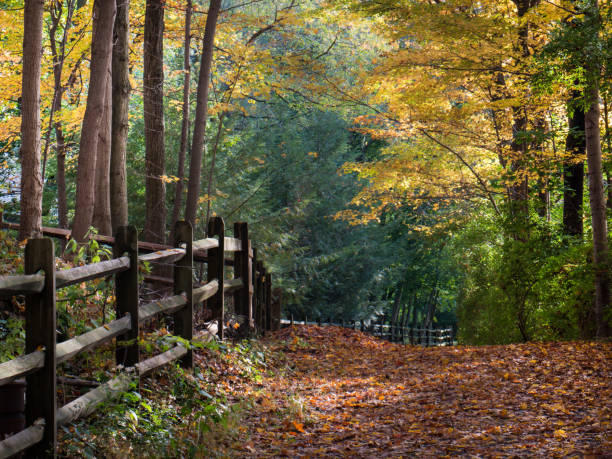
[114,226,139,368]
[25,238,57,456]
[233,223,252,327]
[207,217,225,340]
[265,272,272,331]
[173,221,193,368]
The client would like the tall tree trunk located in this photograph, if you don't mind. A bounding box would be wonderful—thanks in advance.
[41,0,75,188]
[55,124,68,229]
[18,0,45,240]
[533,117,550,220]
[184,0,222,228]
[92,70,112,235]
[410,294,419,329]
[508,0,539,231]
[585,76,611,338]
[204,114,225,226]
[110,0,130,232]
[143,0,166,243]
[47,0,75,230]
[563,96,585,236]
[390,284,403,326]
[72,0,116,241]
[169,0,192,243]
[603,96,612,210]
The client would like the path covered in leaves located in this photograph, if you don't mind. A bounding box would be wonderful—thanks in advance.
[229,326,611,457]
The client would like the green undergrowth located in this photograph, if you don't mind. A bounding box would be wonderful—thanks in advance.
[58,338,271,458]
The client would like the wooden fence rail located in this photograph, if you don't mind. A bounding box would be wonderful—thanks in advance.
[282,319,454,347]
[0,217,278,458]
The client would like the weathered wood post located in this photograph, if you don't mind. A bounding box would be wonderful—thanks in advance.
[265,272,272,331]
[25,238,57,456]
[114,226,139,368]
[207,217,225,340]
[173,221,193,367]
[360,320,365,332]
[233,222,252,328]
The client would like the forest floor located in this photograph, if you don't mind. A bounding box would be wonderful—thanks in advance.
[223,325,611,458]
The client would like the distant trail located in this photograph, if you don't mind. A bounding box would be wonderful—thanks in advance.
[229,326,611,457]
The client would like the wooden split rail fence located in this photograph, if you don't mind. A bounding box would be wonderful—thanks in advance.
[283,318,454,347]
[0,217,279,458]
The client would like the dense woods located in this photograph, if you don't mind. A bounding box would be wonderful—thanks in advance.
[0,0,611,348]
[0,0,611,456]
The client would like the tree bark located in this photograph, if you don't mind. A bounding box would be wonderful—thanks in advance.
[92,69,112,235]
[72,0,116,241]
[47,0,75,230]
[184,0,222,228]
[56,125,68,229]
[143,0,167,243]
[169,0,192,243]
[110,0,130,232]
[563,96,585,236]
[18,0,45,240]
[508,0,540,230]
[585,77,611,337]
[603,96,612,210]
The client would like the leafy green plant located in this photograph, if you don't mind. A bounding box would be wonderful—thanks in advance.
[0,314,24,361]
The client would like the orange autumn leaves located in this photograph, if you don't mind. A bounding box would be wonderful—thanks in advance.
[229,326,611,457]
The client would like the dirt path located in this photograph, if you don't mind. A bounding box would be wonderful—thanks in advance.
[227,326,611,458]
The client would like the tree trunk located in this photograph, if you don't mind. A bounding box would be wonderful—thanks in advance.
[585,77,611,338]
[110,0,130,232]
[92,70,112,235]
[390,284,402,327]
[47,0,75,231]
[204,114,225,226]
[563,96,585,236]
[184,0,222,228]
[18,0,45,240]
[508,0,540,231]
[603,96,612,210]
[169,0,192,243]
[143,0,166,243]
[55,124,68,229]
[72,0,116,241]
